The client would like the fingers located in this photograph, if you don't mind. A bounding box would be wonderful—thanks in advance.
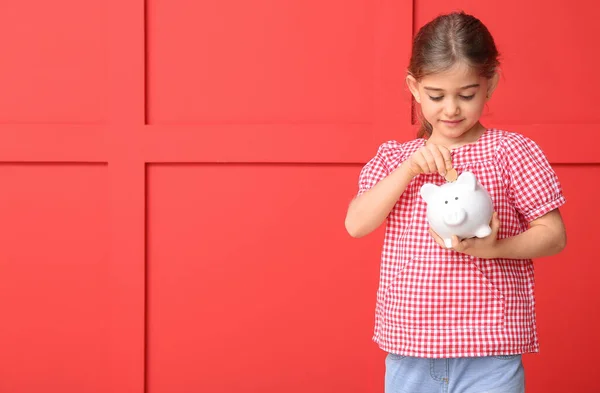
[451,235,472,253]
[419,148,437,174]
[428,146,447,176]
[429,229,462,250]
[428,228,445,248]
[438,146,453,171]
[451,235,462,250]
[412,143,453,176]
[410,149,434,174]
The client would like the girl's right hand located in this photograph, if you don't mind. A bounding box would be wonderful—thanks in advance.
[405,142,453,178]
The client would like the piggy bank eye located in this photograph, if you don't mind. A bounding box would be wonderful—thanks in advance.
[444,201,448,204]
[455,197,459,200]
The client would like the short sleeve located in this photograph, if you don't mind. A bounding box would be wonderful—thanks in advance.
[357,141,401,196]
[498,133,566,222]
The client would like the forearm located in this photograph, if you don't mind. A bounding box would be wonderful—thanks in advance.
[495,218,567,259]
[345,164,415,238]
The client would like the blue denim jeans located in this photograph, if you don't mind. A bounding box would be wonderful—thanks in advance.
[385,353,525,393]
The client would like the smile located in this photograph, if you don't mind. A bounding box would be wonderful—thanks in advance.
[441,119,464,123]
[441,119,464,127]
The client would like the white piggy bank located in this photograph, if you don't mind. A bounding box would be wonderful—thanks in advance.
[420,171,493,248]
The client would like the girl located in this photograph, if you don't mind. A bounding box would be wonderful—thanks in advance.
[345,11,567,393]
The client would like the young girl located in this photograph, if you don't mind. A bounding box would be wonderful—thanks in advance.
[345,11,567,393]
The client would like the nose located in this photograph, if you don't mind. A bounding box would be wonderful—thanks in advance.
[444,99,460,118]
[443,208,466,226]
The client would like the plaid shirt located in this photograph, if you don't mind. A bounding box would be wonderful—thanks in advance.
[357,129,566,358]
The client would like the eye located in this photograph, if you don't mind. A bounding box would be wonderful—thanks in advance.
[455,197,459,200]
[444,201,448,204]
[459,95,475,100]
[428,96,443,102]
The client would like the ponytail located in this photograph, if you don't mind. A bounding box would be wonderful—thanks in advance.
[416,112,433,138]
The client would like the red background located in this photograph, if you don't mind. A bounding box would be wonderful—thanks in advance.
[0,0,597,392]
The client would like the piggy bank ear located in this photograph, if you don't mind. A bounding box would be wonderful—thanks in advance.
[420,183,439,203]
[456,171,476,191]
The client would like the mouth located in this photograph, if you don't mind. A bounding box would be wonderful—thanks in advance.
[441,119,464,128]
[441,119,464,124]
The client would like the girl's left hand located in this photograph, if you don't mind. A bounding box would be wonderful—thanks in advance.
[429,212,501,259]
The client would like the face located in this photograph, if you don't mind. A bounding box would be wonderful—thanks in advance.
[407,62,498,143]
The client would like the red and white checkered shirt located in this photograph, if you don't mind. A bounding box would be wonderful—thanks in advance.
[357,129,566,358]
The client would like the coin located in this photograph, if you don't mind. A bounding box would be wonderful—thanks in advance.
[445,168,458,182]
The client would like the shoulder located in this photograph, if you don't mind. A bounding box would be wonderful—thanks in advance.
[379,138,423,158]
[372,139,421,168]
[492,129,543,160]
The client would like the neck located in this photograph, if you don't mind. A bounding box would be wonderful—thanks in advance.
[427,122,486,149]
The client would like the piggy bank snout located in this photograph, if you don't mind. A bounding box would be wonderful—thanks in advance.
[443,208,467,226]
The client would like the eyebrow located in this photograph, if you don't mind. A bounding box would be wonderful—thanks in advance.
[423,84,480,92]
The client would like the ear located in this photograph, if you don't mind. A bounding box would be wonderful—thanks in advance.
[406,74,421,104]
[486,72,500,101]
[456,171,476,191]
[420,183,439,203]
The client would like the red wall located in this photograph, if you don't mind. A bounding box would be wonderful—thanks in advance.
[0,1,597,392]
